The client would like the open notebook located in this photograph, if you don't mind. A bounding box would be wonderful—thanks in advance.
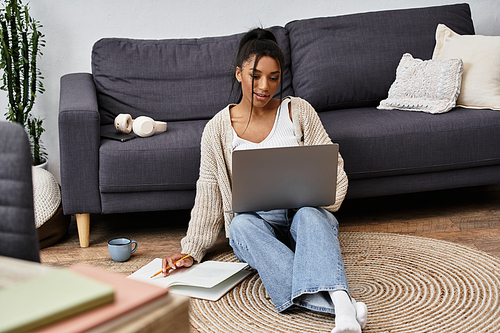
[128,259,252,301]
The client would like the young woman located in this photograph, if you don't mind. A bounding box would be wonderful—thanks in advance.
[162,28,368,333]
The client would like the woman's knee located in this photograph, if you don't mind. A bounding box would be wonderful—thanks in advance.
[229,214,274,263]
[229,215,253,261]
[229,213,271,239]
[293,207,339,230]
[229,214,250,239]
[294,206,320,218]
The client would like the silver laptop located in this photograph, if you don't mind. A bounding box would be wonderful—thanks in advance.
[231,144,339,213]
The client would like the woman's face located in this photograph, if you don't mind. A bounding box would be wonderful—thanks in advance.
[236,55,281,109]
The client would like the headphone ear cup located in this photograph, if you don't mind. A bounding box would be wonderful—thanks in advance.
[114,114,133,134]
[133,116,156,137]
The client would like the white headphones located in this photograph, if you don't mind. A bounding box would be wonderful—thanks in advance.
[114,114,167,138]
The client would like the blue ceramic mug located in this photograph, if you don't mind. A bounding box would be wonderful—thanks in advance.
[108,237,138,262]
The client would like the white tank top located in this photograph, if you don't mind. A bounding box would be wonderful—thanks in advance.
[232,98,298,151]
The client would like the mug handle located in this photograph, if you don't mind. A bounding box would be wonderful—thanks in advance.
[130,240,138,254]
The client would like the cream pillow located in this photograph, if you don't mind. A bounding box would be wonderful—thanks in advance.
[433,24,500,110]
[378,53,463,114]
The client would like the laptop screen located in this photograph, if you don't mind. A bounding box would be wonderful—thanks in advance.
[231,144,339,213]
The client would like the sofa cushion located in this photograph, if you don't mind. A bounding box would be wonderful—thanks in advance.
[433,24,500,110]
[92,27,293,125]
[319,107,500,180]
[378,53,463,114]
[99,119,209,193]
[285,4,474,112]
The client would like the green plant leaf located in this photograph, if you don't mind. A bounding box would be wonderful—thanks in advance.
[0,0,46,164]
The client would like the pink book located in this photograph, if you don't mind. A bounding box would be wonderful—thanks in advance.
[35,264,169,332]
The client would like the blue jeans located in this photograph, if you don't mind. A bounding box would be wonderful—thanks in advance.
[229,207,350,313]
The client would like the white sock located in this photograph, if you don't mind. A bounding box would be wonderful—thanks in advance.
[329,290,361,333]
[351,298,368,329]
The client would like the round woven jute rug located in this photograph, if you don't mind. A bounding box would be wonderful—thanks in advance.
[190,232,500,333]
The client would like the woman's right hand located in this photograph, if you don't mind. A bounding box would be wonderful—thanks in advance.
[162,253,194,277]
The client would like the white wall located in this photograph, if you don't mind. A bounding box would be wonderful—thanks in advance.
[1,0,499,181]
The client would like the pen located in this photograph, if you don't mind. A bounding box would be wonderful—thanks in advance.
[150,254,191,278]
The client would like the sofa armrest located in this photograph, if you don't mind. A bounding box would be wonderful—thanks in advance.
[58,73,101,215]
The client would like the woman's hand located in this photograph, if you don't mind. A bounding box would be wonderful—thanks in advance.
[162,253,194,277]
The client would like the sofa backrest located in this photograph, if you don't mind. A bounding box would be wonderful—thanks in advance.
[285,3,475,112]
[92,27,293,125]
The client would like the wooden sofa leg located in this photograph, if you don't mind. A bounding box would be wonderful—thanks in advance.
[76,213,90,247]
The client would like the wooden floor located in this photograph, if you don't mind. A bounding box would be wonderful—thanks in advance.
[336,183,500,258]
[39,184,500,333]
[40,183,500,271]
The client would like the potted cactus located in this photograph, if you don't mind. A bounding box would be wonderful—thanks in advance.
[0,0,46,166]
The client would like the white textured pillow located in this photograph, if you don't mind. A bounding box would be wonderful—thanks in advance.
[378,53,463,114]
[432,24,500,110]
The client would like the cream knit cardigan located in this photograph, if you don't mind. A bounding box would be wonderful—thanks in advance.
[181,97,348,262]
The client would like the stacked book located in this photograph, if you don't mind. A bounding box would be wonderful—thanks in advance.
[0,264,170,333]
[0,258,250,332]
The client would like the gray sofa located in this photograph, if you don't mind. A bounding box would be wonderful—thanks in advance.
[59,3,500,246]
